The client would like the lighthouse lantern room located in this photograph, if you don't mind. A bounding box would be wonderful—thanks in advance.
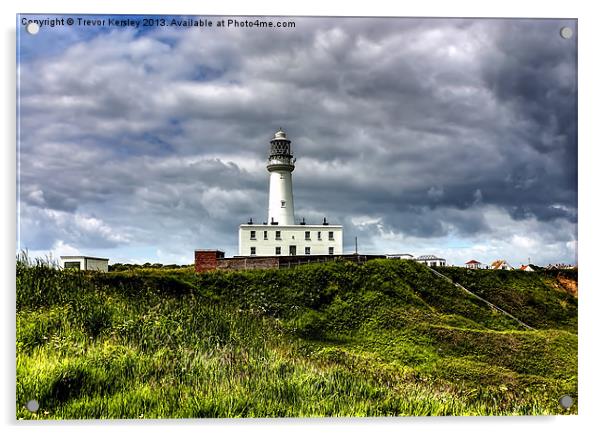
[267,129,296,226]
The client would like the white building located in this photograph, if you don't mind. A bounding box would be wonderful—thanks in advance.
[386,253,414,260]
[465,259,482,269]
[415,255,447,267]
[491,259,513,270]
[239,129,343,257]
[60,256,109,272]
[519,264,536,272]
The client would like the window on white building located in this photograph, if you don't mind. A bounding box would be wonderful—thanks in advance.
[275,231,281,240]
[328,231,334,240]
[250,231,256,240]
[263,230,268,240]
[281,200,286,208]
[305,231,310,240]
[305,247,311,255]
[328,247,334,255]
[317,231,321,240]
[250,247,256,255]
[275,247,281,255]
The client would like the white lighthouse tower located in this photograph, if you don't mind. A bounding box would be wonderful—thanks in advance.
[238,129,343,257]
[267,129,296,225]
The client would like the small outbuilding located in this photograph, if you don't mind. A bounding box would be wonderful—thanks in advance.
[491,259,513,270]
[519,264,536,272]
[386,253,414,260]
[465,259,482,269]
[415,255,447,267]
[60,256,109,272]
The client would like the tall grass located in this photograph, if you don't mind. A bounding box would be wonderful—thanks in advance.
[16,257,577,418]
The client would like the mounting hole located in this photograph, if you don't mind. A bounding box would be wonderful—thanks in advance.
[25,22,40,35]
[560,27,573,39]
[26,399,39,413]
[26,22,40,35]
[559,395,574,409]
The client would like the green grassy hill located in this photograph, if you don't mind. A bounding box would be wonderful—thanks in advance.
[16,258,577,418]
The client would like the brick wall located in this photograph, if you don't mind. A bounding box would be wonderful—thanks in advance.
[194,250,225,272]
[195,250,386,273]
[217,257,279,271]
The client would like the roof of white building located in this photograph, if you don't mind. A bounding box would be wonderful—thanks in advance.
[240,224,343,228]
[416,254,445,261]
[60,256,109,261]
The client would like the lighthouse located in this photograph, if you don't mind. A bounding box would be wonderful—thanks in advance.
[238,129,343,257]
[267,129,296,225]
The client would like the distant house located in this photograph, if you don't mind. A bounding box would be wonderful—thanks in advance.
[415,255,446,267]
[547,263,576,270]
[386,253,414,260]
[491,259,513,270]
[519,264,536,272]
[60,256,109,272]
[465,259,482,269]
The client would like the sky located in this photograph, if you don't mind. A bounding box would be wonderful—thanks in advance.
[17,15,578,266]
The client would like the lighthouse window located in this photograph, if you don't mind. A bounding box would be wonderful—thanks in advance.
[250,231,256,240]
[275,247,281,255]
[281,200,286,208]
[305,247,311,255]
[328,231,334,240]
[250,247,256,255]
[275,231,281,240]
[305,231,310,240]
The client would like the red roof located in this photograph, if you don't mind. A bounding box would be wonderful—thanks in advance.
[465,260,481,264]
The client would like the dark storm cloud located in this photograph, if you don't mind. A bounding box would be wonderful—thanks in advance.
[17,16,577,264]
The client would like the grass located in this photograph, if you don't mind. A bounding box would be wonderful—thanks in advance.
[438,267,578,332]
[16,256,578,418]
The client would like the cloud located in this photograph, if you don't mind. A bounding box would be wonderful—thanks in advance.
[19,203,129,250]
[17,16,577,265]
[355,204,576,266]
